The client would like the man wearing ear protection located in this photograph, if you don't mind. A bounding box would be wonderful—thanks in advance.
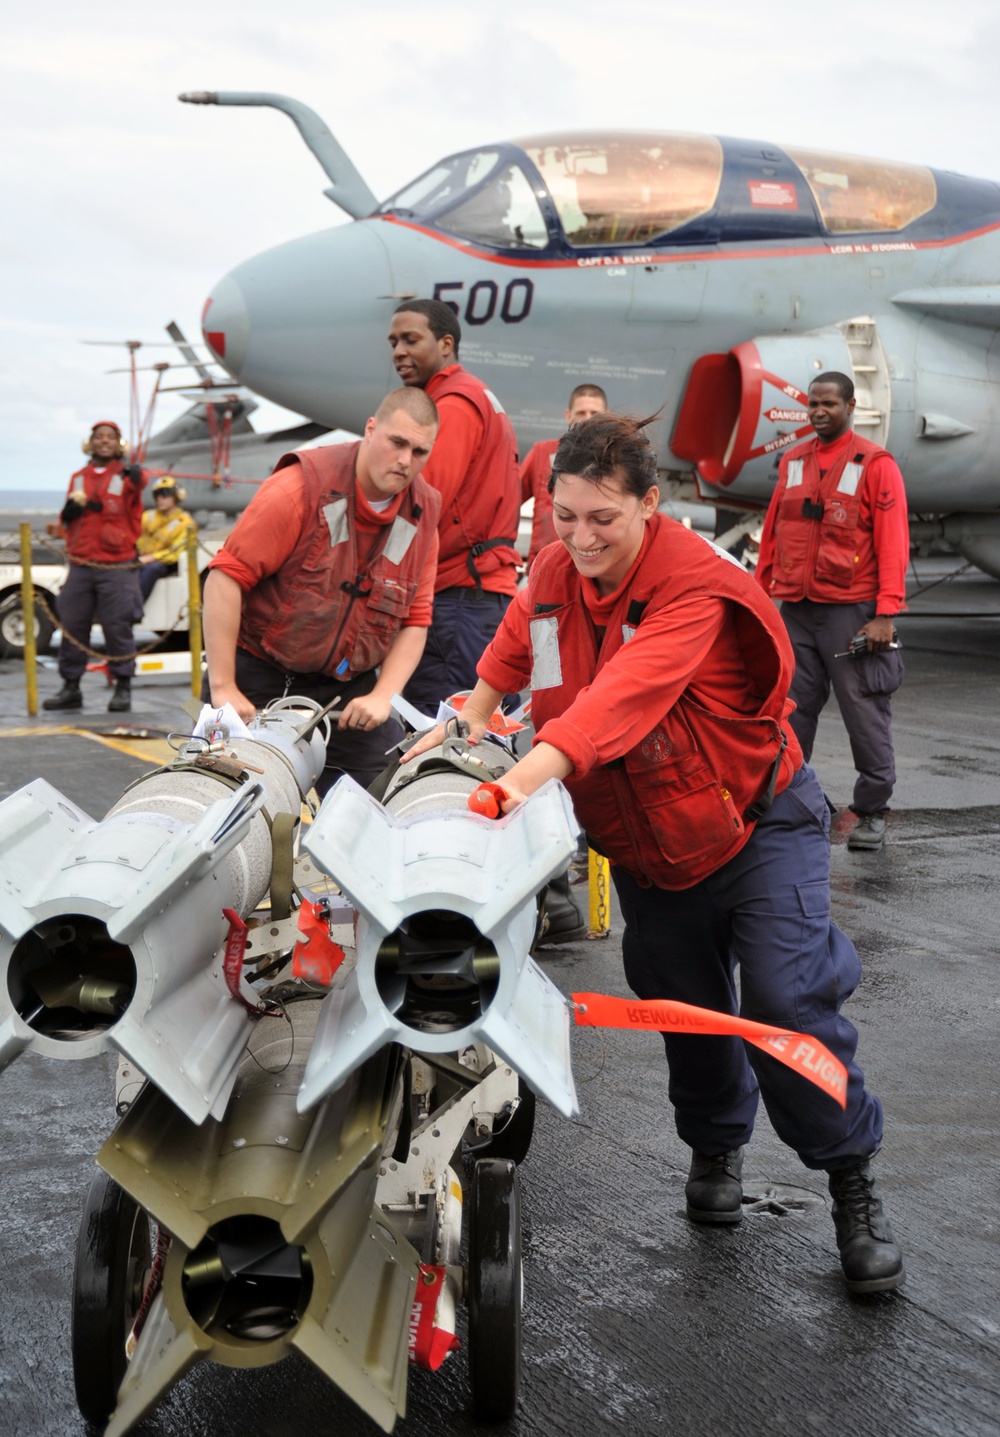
[43,420,147,714]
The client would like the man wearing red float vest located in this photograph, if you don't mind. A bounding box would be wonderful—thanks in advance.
[519,384,608,570]
[203,387,440,795]
[388,300,520,715]
[43,420,147,714]
[756,373,909,852]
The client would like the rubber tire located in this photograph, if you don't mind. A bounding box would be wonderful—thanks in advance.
[468,1157,522,1422]
[0,592,55,660]
[71,1168,152,1428]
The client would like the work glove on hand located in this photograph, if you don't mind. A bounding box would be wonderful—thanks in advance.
[121,462,143,485]
[60,498,85,525]
[85,498,104,513]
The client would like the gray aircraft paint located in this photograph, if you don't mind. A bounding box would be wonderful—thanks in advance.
[182,93,1000,572]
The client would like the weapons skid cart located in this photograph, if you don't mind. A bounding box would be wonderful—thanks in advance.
[0,703,579,1432]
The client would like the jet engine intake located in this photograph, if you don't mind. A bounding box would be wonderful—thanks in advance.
[671,318,891,497]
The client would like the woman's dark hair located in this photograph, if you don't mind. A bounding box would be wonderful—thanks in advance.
[549,412,659,498]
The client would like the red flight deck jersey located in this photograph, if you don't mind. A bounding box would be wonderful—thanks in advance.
[63,459,146,563]
[519,438,559,567]
[422,364,520,596]
[755,430,909,613]
[210,442,439,679]
[478,516,802,890]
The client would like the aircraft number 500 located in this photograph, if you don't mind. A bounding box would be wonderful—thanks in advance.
[433,279,534,325]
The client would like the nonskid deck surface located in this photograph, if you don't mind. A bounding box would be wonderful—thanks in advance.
[1,556,998,1437]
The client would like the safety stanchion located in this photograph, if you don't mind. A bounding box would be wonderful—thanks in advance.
[186,528,202,698]
[19,523,38,717]
[588,848,610,939]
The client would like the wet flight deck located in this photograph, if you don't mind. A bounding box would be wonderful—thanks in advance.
[1,556,998,1437]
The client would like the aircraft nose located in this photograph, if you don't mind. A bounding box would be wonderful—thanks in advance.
[199,223,394,425]
[202,274,251,379]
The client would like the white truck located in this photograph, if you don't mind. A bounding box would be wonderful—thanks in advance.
[0,532,227,661]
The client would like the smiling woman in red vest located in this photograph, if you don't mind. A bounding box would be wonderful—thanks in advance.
[405,411,905,1297]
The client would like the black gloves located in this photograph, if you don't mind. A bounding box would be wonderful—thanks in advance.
[85,498,104,513]
[121,462,143,485]
[60,498,85,525]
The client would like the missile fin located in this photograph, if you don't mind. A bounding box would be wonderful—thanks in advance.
[110,782,267,944]
[477,956,579,1117]
[0,1013,31,1071]
[105,1293,207,1437]
[290,1210,416,1432]
[296,974,401,1113]
[305,777,578,932]
[0,779,94,940]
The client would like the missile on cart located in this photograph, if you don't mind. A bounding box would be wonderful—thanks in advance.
[298,728,581,1118]
[0,699,329,1123]
[92,1003,416,1437]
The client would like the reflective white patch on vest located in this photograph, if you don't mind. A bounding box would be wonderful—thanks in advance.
[322,497,350,548]
[383,516,417,566]
[106,474,124,497]
[622,625,637,643]
[530,615,563,690]
[837,462,863,497]
[694,532,745,569]
[483,388,506,415]
[785,459,804,489]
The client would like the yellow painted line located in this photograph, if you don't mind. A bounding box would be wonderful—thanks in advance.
[0,725,78,738]
[75,732,175,765]
[0,724,174,766]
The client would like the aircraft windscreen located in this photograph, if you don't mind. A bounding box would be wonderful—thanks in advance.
[518,133,723,246]
[437,163,549,249]
[784,147,937,233]
[381,149,501,216]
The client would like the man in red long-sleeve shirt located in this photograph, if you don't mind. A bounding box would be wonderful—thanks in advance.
[203,387,440,795]
[388,300,520,715]
[756,372,909,851]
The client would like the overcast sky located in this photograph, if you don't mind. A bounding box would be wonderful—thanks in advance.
[3,0,999,492]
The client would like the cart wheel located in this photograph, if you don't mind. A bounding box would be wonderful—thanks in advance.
[468,1158,522,1422]
[71,1168,153,1428]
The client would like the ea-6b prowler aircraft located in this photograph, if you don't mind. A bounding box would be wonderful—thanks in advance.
[182,91,1000,575]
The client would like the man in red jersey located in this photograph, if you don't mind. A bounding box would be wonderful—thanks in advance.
[756,373,909,851]
[203,387,439,794]
[520,384,607,568]
[388,300,520,715]
[43,420,147,714]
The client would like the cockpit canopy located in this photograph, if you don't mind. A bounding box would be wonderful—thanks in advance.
[378,130,949,252]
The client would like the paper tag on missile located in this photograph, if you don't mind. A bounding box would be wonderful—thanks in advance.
[572,992,847,1108]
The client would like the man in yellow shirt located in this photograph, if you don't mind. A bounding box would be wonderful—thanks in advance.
[137,477,197,600]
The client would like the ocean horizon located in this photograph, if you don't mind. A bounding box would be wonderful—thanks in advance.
[0,490,65,512]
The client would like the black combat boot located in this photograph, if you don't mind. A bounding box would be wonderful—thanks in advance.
[42,678,82,711]
[685,1148,744,1224]
[534,870,587,947]
[107,678,132,713]
[828,1161,905,1293]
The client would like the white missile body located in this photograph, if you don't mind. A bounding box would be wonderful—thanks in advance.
[299,736,581,1118]
[0,701,328,1122]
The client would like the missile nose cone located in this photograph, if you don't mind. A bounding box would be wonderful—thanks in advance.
[202,274,250,379]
